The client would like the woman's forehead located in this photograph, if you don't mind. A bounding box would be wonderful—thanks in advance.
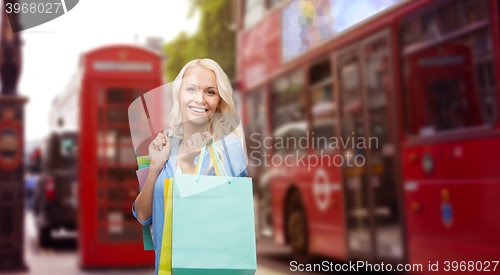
[183,66,217,88]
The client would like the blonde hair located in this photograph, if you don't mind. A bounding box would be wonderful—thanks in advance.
[168,58,246,174]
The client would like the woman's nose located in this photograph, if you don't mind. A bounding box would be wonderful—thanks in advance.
[194,91,205,105]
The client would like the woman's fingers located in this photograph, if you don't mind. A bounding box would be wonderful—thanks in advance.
[202,131,213,144]
[161,132,171,154]
[187,138,194,149]
[163,133,170,146]
[192,132,202,146]
[155,136,164,151]
[151,139,158,151]
[181,132,213,157]
[162,131,169,144]
[150,131,169,153]
[163,137,171,157]
[151,133,160,150]
[190,132,212,147]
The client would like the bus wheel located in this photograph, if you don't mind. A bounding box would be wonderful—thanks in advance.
[286,191,308,258]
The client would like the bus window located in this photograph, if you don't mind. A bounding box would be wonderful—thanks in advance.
[271,68,306,135]
[339,52,364,147]
[309,59,335,152]
[244,87,273,239]
[273,122,307,156]
[400,0,496,136]
[245,87,268,170]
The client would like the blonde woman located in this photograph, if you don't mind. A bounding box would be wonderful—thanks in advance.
[132,59,248,275]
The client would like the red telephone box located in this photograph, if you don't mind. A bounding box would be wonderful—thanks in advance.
[77,45,163,267]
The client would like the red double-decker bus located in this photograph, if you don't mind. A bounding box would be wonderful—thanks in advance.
[238,0,500,272]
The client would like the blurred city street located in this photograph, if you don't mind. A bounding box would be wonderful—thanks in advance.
[18,210,326,275]
[1,0,499,274]
[21,209,153,275]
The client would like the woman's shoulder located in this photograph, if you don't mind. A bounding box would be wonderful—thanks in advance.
[218,135,247,177]
[170,136,182,147]
[217,135,246,162]
[216,135,246,156]
[217,134,243,148]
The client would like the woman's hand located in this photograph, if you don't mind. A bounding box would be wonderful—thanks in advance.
[148,130,172,172]
[178,131,213,166]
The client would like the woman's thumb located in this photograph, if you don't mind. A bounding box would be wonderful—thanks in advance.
[203,131,213,144]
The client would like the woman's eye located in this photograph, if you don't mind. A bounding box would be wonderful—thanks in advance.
[206,90,216,95]
[187,87,196,92]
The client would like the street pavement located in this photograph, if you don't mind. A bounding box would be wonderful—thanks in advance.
[8,210,327,275]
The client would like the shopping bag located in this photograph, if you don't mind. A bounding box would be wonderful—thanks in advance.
[170,140,257,275]
[158,140,211,273]
[159,177,174,275]
[136,155,154,251]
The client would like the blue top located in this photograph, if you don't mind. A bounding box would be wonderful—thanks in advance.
[131,135,248,275]
[25,174,38,190]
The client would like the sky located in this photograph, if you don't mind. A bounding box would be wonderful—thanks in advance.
[14,0,199,143]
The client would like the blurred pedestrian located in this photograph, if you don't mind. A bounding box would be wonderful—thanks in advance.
[24,171,38,211]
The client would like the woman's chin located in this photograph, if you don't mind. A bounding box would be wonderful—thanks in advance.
[185,115,209,125]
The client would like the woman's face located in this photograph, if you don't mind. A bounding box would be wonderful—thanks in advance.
[179,66,221,125]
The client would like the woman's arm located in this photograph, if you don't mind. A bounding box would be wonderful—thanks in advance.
[134,131,171,223]
[134,164,162,223]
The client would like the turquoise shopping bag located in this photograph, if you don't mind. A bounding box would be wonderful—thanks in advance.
[171,140,256,275]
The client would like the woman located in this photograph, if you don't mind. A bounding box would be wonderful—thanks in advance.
[132,58,248,275]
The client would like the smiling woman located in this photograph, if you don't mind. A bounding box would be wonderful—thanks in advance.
[132,58,249,275]
[168,59,246,174]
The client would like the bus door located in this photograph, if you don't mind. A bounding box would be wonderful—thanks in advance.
[83,80,159,266]
[335,30,404,264]
[307,57,345,258]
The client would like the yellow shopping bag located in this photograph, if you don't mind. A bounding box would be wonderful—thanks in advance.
[158,177,174,275]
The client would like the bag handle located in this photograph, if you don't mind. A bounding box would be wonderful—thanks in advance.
[208,141,229,180]
[194,139,231,183]
[194,139,207,175]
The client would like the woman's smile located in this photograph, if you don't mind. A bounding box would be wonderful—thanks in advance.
[188,105,208,115]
